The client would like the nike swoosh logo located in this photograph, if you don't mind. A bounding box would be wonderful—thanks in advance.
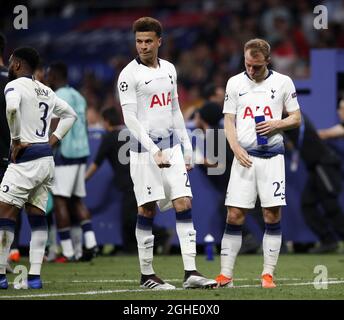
[145,80,153,84]
[269,249,279,252]
[239,92,248,96]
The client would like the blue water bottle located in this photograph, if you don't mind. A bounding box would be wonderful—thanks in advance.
[254,114,268,145]
[204,234,215,261]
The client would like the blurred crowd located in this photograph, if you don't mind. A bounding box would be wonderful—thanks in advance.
[2,0,344,124]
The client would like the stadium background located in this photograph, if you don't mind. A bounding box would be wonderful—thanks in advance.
[1,0,344,250]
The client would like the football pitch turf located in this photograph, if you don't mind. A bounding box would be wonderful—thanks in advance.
[1,254,344,300]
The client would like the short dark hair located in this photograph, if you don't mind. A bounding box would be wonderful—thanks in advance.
[13,47,40,71]
[49,61,68,80]
[202,83,217,100]
[101,107,121,126]
[0,33,6,57]
[132,17,162,37]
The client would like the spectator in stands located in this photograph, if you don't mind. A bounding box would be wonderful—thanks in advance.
[285,111,344,253]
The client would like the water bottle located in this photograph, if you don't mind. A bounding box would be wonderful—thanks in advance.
[204,234,215,261]
[254,112,268,145]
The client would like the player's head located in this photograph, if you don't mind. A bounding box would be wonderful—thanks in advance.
[196,102,223,130]
[8,47,40,81]
[101,107,122,131]
[337,97,344,123]
[133,17,162,64]
[203,83,225,105]
[0,32,6,59]
[244,38,271,83]
[46,61,68,90]
[34,60,45,83]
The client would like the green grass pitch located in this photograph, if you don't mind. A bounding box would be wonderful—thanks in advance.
[1,254,344,300]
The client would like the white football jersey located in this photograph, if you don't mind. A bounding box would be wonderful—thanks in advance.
[223,70,300,156]
[4,76,72,143]
[117,57,177,139]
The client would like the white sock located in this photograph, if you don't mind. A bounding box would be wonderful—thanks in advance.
[84,231,97,249]
[0,230,14,274]
[175,220,196,271]
[71,226,83,259]
[29,230,48,275]
[60,239,74,258]
[262,233,282,276]
[136,224,155,275]
[220,233,242,278]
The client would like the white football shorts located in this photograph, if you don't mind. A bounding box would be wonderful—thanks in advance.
[130,144,192,211]
[225,154,286,209]
[0,156,54,212]
[51,164,87,198]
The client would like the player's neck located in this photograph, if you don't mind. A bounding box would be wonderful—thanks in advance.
[0,57,4,67]
[141,57,159,68]
[55,81,67,90]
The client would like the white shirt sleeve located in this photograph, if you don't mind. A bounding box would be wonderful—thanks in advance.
[121,103,160,156]
[52,95,77,140]
[171,64,178,100]
[117,67,137,106]
[223,78,237,115]
[5,83,21,140]
[171,98,192,153]
[283,76,300,112]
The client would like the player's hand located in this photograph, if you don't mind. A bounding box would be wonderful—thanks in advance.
[256,120,280,136]
[153,150,171,168]
[49,134,60,148]
[184,155,193,171]
[11,140,30,163]
[232,145,252,168]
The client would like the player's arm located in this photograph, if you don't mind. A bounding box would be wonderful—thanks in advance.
[318,124,344,140]
[85,134,109,180]
[50,96,77,147]
[4,85,29,162]
[171,98,193,170]
[85,163,98,181]
[224,113,252,168]
[121,103,170,168]
[5,87,21,141]
[256,77,301,136]
[256,109,301,136]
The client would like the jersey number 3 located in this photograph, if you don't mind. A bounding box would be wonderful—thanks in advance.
[36,102,49,137]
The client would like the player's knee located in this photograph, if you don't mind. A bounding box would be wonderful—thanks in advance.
[173,197,191,212]
[227,208,245,224]
[263,207,281,224]
[138,203,156,218]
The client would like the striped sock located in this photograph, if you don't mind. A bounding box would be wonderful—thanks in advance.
[220,223,242,278]
[136,215,155,275]
[262,222,282,276]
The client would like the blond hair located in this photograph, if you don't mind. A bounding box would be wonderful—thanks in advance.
[244,38,271,61]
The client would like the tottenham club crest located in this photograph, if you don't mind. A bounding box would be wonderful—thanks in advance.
[119,81,128,92]
[271,89,276,99]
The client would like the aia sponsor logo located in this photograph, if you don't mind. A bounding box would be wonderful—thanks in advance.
[243,106,273,119]
[149,92,172,108]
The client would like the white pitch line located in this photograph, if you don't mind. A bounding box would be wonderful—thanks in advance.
[1,280,344,299]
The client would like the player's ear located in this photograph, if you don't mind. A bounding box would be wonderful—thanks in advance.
[158,37,162,47]
[266,56,271,64]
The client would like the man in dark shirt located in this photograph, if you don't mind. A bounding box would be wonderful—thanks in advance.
[285,112,344,253]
